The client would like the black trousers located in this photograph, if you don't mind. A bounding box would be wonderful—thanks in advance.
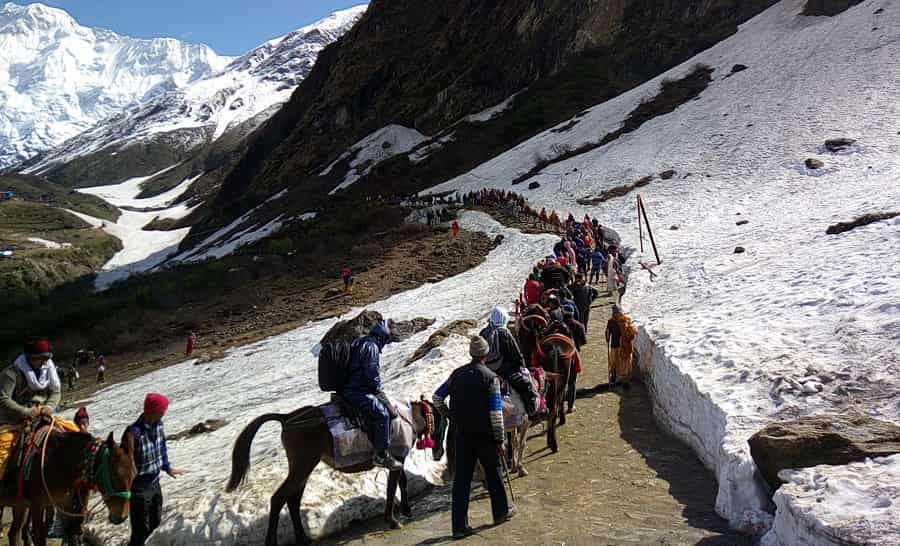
[452,432,509,534]
[129,480,162,546]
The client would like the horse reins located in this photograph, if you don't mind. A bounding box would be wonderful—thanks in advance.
[39,419,131,520]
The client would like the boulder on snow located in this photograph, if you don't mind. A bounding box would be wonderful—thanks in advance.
[749,414,900,490]
[169,419,229,441]
[805,158,825,169]
[736,220,750,226]
[406,319,478,365]
[734,246,746,254]
[730,64,748,74]
[320,310,435,345]
[824,137,857,152]
[659,169,677,180]
[528,181,541,190]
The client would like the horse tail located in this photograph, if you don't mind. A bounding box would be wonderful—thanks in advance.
[226,413,287,492]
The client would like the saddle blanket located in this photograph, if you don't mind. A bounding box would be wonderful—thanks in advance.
[321,398,415,470]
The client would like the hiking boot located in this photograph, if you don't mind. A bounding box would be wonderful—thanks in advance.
[453,527,474,540]
[494,506,517,525]
[373,451,403,471]
[566,405,576,414]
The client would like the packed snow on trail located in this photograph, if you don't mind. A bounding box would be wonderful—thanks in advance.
[74,212,557,544]
[429,1,900,543]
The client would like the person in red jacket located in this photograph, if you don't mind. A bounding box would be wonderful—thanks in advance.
[451,220,460,238]
[185,332,197,356]
[523,274,542,305]
[341,267,354,294]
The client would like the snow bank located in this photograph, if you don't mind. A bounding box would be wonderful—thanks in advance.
[76,211,556,544]
[427,1,900,541]
[762,455,900,546]
[464,91,523,123]
[26,237,71,249]
[323,125,429,194]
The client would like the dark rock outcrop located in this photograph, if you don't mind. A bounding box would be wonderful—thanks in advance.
[169,419,229,441]
[802,0,864,16]
[734,246,746,254]
[826,212,899,235]
[749,415,900,490]
[659,169,677,180]
[528,181,541,190]
[824,138,857,152]
[406,319,478,365]
[730,63,748,74]
[736,219,749,226]
[805,158,824,169]
[191,0,779,246]
[321,310,435,345]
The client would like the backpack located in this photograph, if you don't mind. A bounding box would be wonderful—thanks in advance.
[317,340,352,392]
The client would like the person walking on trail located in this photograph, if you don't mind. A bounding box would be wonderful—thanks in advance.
[479,307,546,421]
[340,321,402,470]
[451,220,460,239]
[96,354,107,384]
[571,274,599,328]
[590,246,606,285]
[185,332,197,356]
[606,249,622,303]
[606,305,638,388]
[0,339,68,478]
[562,304,587,413]
[523,273,542,306]
[432,336,515,540]
[129,393,182,546]
[341,267,354,294]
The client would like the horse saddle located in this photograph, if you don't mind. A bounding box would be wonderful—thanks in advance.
[321,396,414,470]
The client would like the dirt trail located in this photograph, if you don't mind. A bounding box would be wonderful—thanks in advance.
[322,296,748,545]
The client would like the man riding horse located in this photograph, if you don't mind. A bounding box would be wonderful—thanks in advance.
[340,321,402,470]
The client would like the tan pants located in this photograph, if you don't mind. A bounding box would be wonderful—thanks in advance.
[608,346,633,384]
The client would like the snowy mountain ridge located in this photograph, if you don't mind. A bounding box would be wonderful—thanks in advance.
[0,2,232,169]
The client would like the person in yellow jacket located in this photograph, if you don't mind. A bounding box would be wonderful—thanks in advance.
[0,339,72,478]
[605,305,638,387]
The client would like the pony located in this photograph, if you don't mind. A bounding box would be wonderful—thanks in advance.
[534,334,577,453]
[1,424,137,546]
[226,399,434,546]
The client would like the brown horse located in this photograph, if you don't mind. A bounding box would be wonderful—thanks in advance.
[535,335,576,453]
[227,400,433,546]
[1,425,137,546]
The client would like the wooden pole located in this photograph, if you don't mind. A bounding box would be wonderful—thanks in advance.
[638,196,662,265]
[637,194,644,253]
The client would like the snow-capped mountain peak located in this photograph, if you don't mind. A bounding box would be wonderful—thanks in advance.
[0,2,232,169]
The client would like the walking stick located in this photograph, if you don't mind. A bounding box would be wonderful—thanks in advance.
[499,449,516,502]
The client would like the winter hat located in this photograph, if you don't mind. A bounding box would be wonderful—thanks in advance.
[469,336,490,359]
[144,393,170,416]
[489,306,509,328]
[562,303,577,315]
[74,407,89,423]
[24,339,53,358]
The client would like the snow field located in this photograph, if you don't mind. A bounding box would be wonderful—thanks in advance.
[428,1,900,542]
[75,212,557,544]
[324,125,429,194]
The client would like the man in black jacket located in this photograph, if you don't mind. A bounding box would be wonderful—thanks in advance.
[562,304,587,414]
[432,336,515,539]
[571,274,599,328]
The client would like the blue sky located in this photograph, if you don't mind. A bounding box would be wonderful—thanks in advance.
[25,1,366,55]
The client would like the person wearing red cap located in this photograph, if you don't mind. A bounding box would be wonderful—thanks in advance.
[128,393,181,545]
[74,407,90,433]
[0,338,63,476]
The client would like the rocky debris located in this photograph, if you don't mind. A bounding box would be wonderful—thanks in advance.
[406,319,478,365]
[749,415,900,490]
[320,310,435,345]
[528,182,541,190]
[802,0,865,16]
[169,419,229,441]
[824,137,857,152]
[805,158,825,169]
[730,64,748,75]
[734,246,746,254]
[670,225,679,230]
[826,212,899,234]
[659,169,677,180]
[736,220,750,226]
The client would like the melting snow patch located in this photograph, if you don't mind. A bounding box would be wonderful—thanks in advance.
[464,90,523,123]
[26,237,71,249]
[323,125,429,194]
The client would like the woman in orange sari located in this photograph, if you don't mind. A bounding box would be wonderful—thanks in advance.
[605,305,637,386]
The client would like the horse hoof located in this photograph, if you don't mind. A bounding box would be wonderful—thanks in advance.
[518,467,529,477]
[389,519,403,530]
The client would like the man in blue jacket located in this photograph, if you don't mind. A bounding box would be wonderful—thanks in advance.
[341,321,401,470]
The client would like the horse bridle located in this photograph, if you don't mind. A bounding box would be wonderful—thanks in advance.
[87,440,132,501]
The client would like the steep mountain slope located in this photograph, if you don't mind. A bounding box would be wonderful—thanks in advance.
[18,5,368,196]
[189,0,777,249]
[0,2,229,169]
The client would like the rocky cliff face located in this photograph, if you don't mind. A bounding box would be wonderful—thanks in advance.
[192,0,777,245]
